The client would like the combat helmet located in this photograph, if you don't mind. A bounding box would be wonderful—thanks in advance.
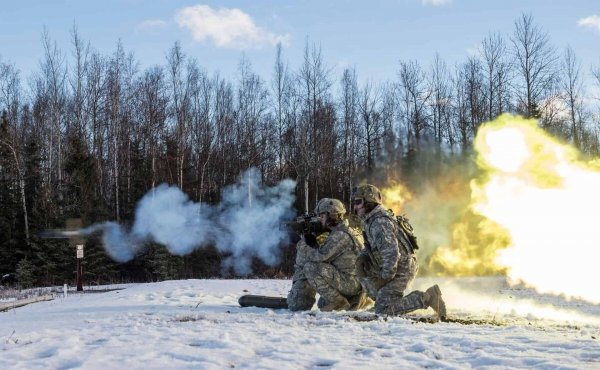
[315,198,346,216]
[352,184,382,204]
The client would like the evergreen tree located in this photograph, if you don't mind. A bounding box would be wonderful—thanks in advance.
[16,257,35,288]
[147,244,184,281]
[0,111,20,273]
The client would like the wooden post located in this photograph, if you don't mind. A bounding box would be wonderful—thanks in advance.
[67,218,84,292]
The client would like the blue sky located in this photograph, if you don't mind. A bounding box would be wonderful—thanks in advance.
[1,0,599,86]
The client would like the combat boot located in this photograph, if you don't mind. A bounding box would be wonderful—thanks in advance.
[320,296,351,312]
[348,292,375,311]
[425,284,447,320]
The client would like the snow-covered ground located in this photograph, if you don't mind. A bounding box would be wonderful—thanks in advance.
[1,277,599,369]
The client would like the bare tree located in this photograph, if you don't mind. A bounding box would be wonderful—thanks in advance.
[451,63,471,152]
[592,63,600,135]
[69,25,89,136]
[41,28,67,194]
[0,59,21,121]
[338,68,359,206]
[357,81,386,170]
[560,46,586,147]
[428,53,452,145]
[106,41,138,220]
[85,51,106,199]
[511,13,558,119]
[481,32,511,120]
[186,62,214,201]
[593,64,600,91]
[296,40,333,211]
[397,60,431,144]
[137,66,167,190]
[0,65,29,245]
[213,74,235,189]
[167,42,191,189]
[271,43,292,180]
[236,56,269,175]
[464,57,486,133]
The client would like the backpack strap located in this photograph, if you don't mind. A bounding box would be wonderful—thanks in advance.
[367,212,415,255]
[337,224,362,254]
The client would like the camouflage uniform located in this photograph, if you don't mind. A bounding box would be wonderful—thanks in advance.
[287,244,317,311]
[287,219,364,311]
[358,204,428,315]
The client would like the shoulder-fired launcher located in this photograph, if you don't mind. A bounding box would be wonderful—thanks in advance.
[281,212,327,236]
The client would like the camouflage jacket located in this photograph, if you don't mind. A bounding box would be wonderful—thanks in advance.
[296,219,363,277]
[360,204,411,280]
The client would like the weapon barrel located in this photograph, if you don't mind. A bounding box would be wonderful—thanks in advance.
[280,221,304,233]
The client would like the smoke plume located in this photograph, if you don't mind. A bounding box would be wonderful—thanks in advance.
[86,168,296,275]
[216,168,296,275]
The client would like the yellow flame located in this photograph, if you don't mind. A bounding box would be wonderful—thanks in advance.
[472,114,600,303]
[381,181,412,215]
[380,168,512,277]
[429,211,510,276]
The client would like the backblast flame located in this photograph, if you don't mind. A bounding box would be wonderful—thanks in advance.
[381,181,412,215]
[472,114,600,303]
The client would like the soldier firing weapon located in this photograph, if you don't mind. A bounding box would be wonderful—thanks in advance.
[281,212,328,247]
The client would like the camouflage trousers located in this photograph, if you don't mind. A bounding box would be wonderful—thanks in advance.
[360,254,428,315]
[287,262,362,311]
[287,278,316,311]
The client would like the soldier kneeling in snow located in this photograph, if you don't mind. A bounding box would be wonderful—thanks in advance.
[287,198,372,312]
[352,184,447,320]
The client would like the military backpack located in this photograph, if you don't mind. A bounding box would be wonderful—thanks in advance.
[366,210,419,255]
[393,212,419,253]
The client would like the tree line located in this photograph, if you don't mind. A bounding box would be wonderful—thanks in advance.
[1,14,599,287]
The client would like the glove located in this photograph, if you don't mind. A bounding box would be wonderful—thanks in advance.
[303,233,318,248]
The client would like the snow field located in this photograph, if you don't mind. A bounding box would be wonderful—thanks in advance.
[1,277,599,369]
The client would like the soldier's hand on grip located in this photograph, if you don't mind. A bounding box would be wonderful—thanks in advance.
[303,233,318,248]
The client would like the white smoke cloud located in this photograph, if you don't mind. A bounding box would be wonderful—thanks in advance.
[86,168,296,275]
[131,184,216,256]
[175,5,290,49]
[97,222,139,263]
[577,15,600,32]
[216,168,296,275]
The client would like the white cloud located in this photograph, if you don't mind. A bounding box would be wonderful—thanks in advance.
[138,19,168,31]
[175,5,290,49]
[578,15,600,32]
[422,0,452,6]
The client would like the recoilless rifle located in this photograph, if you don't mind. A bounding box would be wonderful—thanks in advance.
[281,212,327,247]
